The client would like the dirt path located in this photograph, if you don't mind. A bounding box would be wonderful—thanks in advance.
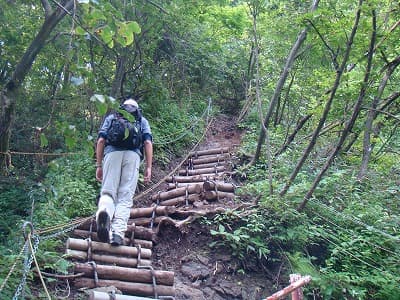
[150,115,275,299]
[58,115,276,299]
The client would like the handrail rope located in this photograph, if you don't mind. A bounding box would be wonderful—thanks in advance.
[0,242,27,294]
[133,116,215,201]
[36,216,93,236]
[0,150,82,156]
[154,112,206,142]
[153,98,212,145]
[1,98,213,156]
[27,232,51,300]
[308,198,400,241]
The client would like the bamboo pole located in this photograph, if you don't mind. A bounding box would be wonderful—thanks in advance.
[189,147,230,157]
[204,190,235,200]
[65,249,151,267]
[150,184,202,202]
[74,278,175,297]
[66,238,152,259]
[203,181,235,192]
[265,275,311,300]
[74,263,174,286]
[72,229,153,249]
[178,166,225,176]
[130,206,176,218]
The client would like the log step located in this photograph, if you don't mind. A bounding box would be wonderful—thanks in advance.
[65,147,240,298]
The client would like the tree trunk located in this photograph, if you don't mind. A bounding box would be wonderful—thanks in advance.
[0,1,74,172]
[298,5,374,210]
[358,55,400,180]
[252,29,308,164]
[280,1,363,197]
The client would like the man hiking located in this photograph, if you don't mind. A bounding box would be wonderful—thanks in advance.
[95,98,153,246]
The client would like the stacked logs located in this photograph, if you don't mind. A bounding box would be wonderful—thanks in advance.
[66,146,236,299]
[151,146,236,206]
[68,206,175,298]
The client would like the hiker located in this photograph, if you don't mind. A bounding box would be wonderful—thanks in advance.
[95,98,153,246]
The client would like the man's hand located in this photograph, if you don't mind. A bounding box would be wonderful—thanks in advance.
[96,167,103,182]
[144,166,152,184]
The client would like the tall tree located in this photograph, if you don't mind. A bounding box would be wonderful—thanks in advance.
[0,0,75,173]
[251,0,319,164]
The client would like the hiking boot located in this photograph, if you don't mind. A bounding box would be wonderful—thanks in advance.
[110,233,124,246]
[96,210,110,243]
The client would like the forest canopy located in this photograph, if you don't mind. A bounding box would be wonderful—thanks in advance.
[0,0,399,299]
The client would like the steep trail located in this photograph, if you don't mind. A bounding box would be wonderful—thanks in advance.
[62,115,272,299]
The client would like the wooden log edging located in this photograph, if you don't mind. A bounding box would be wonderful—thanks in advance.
[66,238,152,258]
[203,180,235,192]
[166,175,220,183]
[74,263,174,286]
[89,291,158,300]
[159,194,201,206]
[130,206,176,218]
[72,229,153,249]
[150,184,202,202]
[190,154,230,165]
[204,190,235,200]
[66,249,151,267]
[75,278,175,298]
[189,147,230,157]
[178,165,225,176]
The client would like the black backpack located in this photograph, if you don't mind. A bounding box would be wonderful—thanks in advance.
[106,113,142,150]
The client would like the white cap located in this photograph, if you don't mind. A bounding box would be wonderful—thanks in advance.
[123,99,139,108]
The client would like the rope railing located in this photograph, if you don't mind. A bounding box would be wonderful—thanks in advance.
[1,98,216,298]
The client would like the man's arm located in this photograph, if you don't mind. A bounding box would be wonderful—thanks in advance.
[143,139,153,184]
[95,137,106,182]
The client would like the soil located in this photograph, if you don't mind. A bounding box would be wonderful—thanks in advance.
[145,115,277,300]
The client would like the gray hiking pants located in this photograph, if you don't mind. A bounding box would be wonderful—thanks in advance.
[97,150,140,239]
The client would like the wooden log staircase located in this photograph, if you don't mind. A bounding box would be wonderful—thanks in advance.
[65,146,237,299]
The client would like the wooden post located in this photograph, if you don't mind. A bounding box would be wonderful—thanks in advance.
[290,274,303,300]
[265,275,311,300]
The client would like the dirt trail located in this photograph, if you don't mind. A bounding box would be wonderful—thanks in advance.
[60,115,276,299]
[150,115,275,300]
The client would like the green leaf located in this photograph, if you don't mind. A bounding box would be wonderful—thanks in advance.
[98,25,114,46]
[126,21,141,34]
[40,133,49,148]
